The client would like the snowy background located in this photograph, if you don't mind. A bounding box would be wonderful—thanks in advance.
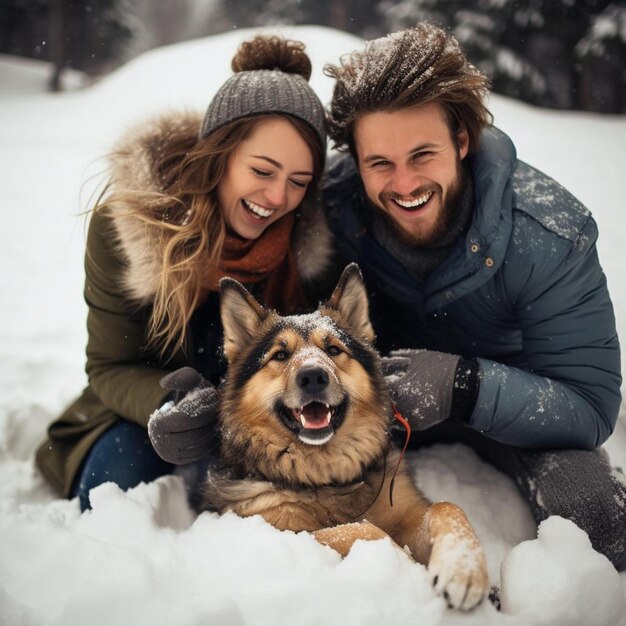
[0,26,625,626]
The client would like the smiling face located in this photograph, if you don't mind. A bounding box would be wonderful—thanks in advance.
[354,102,469,247]
[217,116,314,240]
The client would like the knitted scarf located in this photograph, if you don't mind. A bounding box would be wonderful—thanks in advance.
[205,212,307,314]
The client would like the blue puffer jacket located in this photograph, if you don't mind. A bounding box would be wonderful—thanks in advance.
[322,127,621,450]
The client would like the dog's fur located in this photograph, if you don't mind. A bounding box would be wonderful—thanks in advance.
[201,264,488,610]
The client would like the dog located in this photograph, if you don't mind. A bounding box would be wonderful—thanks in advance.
[201,264,488,610]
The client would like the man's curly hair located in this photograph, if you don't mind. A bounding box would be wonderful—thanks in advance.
[324,23,492,155]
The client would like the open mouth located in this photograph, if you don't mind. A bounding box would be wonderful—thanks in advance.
[391,190,434,213]
[277,399,347,446]
[241,199,276,220]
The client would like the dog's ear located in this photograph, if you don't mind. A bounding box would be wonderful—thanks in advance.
[220,278,266,361]
[326,264,375,344]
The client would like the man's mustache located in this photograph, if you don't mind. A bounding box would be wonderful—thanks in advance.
[381,184,439,203]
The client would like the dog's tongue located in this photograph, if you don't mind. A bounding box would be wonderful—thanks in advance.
[300,402,331,429]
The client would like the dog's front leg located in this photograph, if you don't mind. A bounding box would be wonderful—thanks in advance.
[311,521,393,557]
[415,501,488,610]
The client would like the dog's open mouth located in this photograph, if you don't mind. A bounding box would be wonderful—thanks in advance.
[277,400,347,446]
[292,402,333,430]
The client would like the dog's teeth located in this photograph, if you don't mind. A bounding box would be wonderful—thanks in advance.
[300,415,306,428]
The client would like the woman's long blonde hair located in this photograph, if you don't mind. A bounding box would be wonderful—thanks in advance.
[98,114,324,359]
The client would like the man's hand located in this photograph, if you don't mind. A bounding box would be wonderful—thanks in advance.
[148,367,220,464]
[381,349,461,430]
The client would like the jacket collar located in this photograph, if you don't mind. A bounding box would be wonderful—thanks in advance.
[425,126,516,307]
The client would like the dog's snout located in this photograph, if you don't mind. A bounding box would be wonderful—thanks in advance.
[296,367,329,393]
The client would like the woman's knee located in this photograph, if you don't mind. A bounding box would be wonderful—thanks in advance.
[71,420,173,511]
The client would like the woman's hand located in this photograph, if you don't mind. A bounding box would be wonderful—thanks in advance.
[148,367,220,464]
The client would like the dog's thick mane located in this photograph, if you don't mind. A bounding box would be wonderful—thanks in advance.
[216,439,389,490]
[218,393,391,488]
[203,456,391,531]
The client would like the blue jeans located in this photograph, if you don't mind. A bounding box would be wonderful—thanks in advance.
[71,420,174,511]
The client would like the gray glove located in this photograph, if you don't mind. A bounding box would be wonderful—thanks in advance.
[381,349,461,430]
[147,367,220,465]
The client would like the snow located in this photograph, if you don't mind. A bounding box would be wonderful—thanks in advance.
[1,25,625,626]
[501,517,623,626]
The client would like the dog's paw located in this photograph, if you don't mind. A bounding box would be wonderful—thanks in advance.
[427,531,488,610]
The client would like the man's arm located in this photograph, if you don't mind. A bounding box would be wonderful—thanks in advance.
[468,214,621,449]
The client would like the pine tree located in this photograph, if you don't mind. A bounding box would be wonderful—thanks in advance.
[576,3,626,113]
[377,0,624,112]
[0,0,138,91]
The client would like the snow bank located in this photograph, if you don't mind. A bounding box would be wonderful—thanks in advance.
[1,476,447,626]
[501,517,624,625]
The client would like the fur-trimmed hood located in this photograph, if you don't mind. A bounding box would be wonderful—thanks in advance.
[105,110,334,304]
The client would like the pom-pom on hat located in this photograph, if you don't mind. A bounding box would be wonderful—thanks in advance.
[200,35,326,150]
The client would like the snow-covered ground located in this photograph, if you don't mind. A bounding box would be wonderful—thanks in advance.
[1,26,625,626]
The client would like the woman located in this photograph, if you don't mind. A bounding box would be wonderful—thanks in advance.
[35,35,332,511]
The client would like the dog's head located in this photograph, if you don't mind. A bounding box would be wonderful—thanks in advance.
[218,264,390,487]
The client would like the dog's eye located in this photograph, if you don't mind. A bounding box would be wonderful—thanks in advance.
[272,350,289,361]
[327,345,342,356]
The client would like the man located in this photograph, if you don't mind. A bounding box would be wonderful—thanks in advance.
[321,23,625,570]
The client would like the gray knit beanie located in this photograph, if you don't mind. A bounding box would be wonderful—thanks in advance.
[200,36,326,151]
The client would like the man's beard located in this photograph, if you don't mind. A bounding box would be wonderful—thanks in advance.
[376,157,465,248]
